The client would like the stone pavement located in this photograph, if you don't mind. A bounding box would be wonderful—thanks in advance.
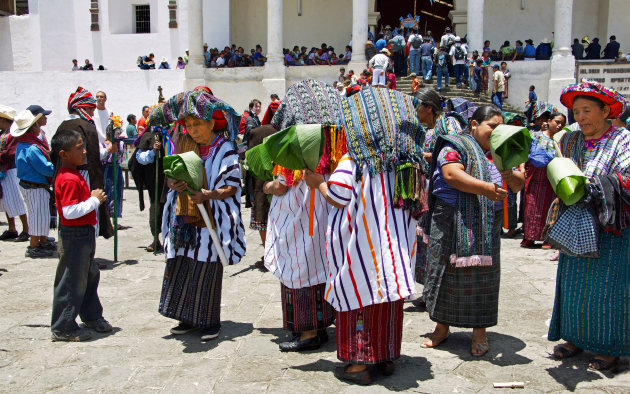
[1,188,629,393]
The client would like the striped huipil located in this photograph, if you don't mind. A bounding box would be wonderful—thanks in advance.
[325,155,418,312]
[264,174,330,289]
[162,136,246,265]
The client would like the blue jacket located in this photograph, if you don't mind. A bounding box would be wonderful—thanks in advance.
[15,143,54,185]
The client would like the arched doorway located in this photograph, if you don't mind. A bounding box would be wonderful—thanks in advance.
[375,0,453,37]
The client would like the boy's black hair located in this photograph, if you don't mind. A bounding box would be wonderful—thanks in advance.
[530,85,535,90]
[127,114,136,122]
[51,129,82,157]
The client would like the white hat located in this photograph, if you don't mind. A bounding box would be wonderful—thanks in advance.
[0,105,17,121]
[161,57,168,62]
[542,37,551,44]
[454,36,461,42]
[10,110,42,137]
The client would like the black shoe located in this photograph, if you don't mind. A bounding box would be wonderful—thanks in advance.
[334,365,373,385]
[0,230,18,240]
[14,232,29,242]
[170,322,196,335]
[25,246,53,258]
[51,328,93,342]
[84,317,113,332]
[377,361,395,376]
[39,241,57,251]
[200,326,221,341]
[318,329,329,344]
[279,334,321,352]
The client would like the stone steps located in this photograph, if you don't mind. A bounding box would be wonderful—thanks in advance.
[396,77,522,114]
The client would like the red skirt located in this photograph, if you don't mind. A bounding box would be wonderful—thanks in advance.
[281,283,335,332]
[523,164,556,241]
[336,300,404,364]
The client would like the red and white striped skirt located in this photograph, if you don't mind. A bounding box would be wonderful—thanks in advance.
[281,283,335,332]
[336,299,404,364]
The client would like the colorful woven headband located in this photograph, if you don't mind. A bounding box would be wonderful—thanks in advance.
[560,79,627,119]
[67,86,96,122]
[148,89,240,141]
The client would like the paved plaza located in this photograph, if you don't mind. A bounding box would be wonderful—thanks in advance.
[0,186,629,393]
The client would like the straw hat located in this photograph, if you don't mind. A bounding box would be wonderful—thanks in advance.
[161,57,168,63]
[9,110,42,137]
[541,38,551,44]
[380,48,391,55]
[0,105,17,121]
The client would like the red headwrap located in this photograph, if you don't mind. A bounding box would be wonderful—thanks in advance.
[261,100,281,125]
[67,86,97,122]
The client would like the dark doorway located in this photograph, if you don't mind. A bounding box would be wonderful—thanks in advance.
[376,0,453,37]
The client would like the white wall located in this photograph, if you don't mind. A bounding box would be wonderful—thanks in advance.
[0,70,185,131]
[0,17,14,71]
[502,61,552,111]
[229,0,352,56]
[203,0,230,49]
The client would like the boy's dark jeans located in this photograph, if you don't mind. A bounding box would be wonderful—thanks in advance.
[51,225,103,333]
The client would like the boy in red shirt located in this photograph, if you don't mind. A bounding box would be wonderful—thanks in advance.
[50,129,110,342]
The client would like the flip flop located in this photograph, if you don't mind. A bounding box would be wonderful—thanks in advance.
[471,339,489,356]
[588,357,619,371]
[552,344,583,359]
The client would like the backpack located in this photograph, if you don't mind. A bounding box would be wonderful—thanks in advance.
[437,53,446,67]
[454,44,465,60]
[411,35,422,49]
[446,36,455,51]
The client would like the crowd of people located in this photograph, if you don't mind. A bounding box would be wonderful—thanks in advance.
[5,26,630,388]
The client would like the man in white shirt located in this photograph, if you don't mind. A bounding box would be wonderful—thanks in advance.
[491,64,505,109]
[93,91,109,144]
[449,37,468,87]
[368,49,390,87]
[440,27,455,49]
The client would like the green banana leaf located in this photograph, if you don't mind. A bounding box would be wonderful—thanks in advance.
[489,124,532,171]
[162,151,203,191]
[244,144,275,181]
[547,157,586,206]
[264,124,324,171]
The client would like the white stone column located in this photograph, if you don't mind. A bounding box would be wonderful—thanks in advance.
[466,0,484,53]
[548,0,576,111]
[184,0,204,89]
[351,0,368,63]
[266,0,284,64]
[262,0,286,107]
[553,0,572,56]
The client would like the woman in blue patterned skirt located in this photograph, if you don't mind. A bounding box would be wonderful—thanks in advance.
[548,80,630,371]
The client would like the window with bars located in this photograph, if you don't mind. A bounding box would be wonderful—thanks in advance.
[135,5,150,34]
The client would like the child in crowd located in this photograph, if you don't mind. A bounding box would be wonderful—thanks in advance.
[13,110,55,258]
[50,129,110,342]
[473,59,484,97]
[410,73,421,93]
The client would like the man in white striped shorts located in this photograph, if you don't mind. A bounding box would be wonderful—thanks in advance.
[0,105,29,242]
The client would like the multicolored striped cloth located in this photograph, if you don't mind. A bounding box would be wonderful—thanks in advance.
[148,89,241,142]
[67,87,97,123]
[340,87,424,211]
[271,79,342,130]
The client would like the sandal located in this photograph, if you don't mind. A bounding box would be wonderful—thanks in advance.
[588,356,619,371]
[420,330,450,348]
[471,339,489,356]
[552,343,583,359]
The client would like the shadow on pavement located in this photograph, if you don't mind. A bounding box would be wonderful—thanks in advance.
[546,354,630,391]
[256,326,338,352]
[229,264,264,277]
[162,320,253,353]
[95,258,139,270]
[290,355,433,391]
[419,331,532,366]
